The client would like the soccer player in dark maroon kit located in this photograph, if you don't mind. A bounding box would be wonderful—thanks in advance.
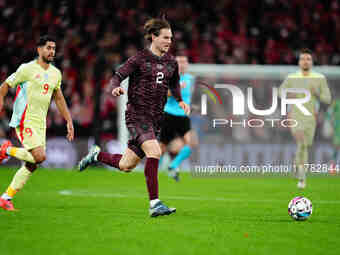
[78,17,190,217]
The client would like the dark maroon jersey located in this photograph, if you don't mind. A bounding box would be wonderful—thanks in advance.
[110,49,182,123]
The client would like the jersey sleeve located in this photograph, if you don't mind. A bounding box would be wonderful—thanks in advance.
[319,76,331,104]
[5,64,27,88]
[110,55,139,89]
[55,70,62,90]
[116,55,138,81]
[168,62,182,102]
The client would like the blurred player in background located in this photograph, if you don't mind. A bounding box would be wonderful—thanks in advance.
[159,55,198,181]
[280,48,331,189]
[78,17,190,217]
[0,35,74,211]
[326,99,340,172]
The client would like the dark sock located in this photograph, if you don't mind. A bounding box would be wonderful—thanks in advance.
[97,152,122,169]
[144,158,159,200]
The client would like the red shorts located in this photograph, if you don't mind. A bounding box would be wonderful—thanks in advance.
[127,121,161,158]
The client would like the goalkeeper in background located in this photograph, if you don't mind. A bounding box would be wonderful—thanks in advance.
[280,48,331,189]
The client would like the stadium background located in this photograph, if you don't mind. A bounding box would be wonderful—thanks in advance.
[1,0,340,168]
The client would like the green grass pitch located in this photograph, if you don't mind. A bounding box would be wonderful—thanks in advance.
[0,167,339,255]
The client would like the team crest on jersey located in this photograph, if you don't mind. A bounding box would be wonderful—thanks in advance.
[166,65,175,73]
[157,64,163,70]
[35,74,41,80]
[44,73,49,81]
[141,123,149,131]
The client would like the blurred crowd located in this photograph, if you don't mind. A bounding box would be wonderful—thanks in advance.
[0,0,339,140]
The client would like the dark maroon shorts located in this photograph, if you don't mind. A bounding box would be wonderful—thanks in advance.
[127,120,161,159]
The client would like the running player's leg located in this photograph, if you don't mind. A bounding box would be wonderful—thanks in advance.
[168,115,194,169]
[302,123,316,186]
[141,139,176,216]
[0,141,35,164]
[158,113,177,167]
[0,127,46,164]
[78,121,145,171]
[158,142,167,168]
[168,137,185,155]
[141,139,162,203]
[292,122,316,189]
[166,138,184,181]
[78,143,143,172]
[96,147,141,172]
[0,145,45,210]
[292,130,307,184]
[168,124,198,171]
[137,121,176,217]
[1,126,46,210]
[118,147,142,172]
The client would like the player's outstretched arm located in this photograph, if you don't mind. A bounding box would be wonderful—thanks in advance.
[169,63,190,115]
[110,54,139,96]
[168,63,183,101]
[0,82,10,112]
[53,89,74,141]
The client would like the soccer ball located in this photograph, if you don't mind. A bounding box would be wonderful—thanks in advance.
[288,196,312,221]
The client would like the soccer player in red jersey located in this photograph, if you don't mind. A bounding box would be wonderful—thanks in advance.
[78,17,190,217]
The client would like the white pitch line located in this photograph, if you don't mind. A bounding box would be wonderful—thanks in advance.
[58,190,340,204]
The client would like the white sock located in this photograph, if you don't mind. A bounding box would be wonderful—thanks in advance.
[1,193,12,201]
[150,199,160,207]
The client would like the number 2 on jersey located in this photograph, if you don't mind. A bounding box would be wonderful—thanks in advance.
[156,72,164,85]
[42,83,49,94]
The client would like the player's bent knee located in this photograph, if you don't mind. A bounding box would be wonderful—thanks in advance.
[33,153,46,164]
[119,162,137,172]
[141,140,161,159]
[145,150,161,159]
[169,138,184,154]
[185,131,198,148]
[120,165,134,172]
[30,147,46,164]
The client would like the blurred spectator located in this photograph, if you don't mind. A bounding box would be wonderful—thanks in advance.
[0,0,339,139]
